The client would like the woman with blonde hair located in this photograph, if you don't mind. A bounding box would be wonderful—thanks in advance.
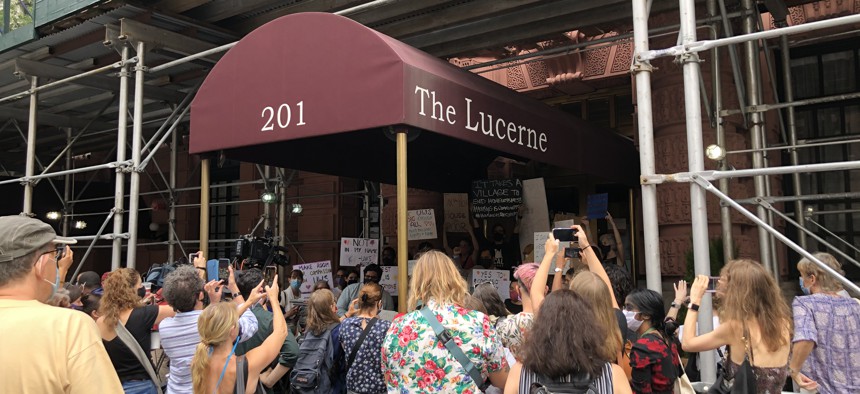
[683,259,792,394]
[97,268,175,394]
[381,250,509,392]
[339,283,391,394]
[790,252,860,393]
[192,276,284,394]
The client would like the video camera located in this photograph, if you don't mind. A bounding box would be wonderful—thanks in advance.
[234,230,289,269]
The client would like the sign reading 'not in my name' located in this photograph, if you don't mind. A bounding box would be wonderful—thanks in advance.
[470,179,523,219]
[340,237,379,267]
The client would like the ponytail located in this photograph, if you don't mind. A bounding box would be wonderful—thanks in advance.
[191,342,211,394]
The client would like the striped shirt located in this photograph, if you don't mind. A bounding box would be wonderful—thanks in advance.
[519,362,614,394]
[159,308,258,394]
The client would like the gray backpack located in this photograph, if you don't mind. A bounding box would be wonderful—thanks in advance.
[289,324,337,394]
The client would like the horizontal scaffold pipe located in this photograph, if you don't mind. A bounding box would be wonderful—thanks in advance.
[641,160,860,184]
[0,160,130,186]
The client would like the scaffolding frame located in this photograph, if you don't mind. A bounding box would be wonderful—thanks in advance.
[633,0,860,383]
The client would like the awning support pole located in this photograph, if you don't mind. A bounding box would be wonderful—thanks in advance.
[200,158,210,258]
[632,0,663,292]
[127,41,146,269]
[21,76,37,216]
[168,123,177,263]
[112,45,130,270]
[680,0,716,382]
[396,131,408,313]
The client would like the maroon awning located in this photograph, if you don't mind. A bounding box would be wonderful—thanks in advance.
[190,12,639,190]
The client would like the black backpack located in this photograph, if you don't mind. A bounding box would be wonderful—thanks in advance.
[290,324,338,394]
[528,373,597,394]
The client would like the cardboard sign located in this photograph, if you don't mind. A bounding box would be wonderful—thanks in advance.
[519,178,550,258]
[472,269,510,300]
[379,266,398,296]
[554,219,575,229]
[407,209,437,241]
[443,193,470,233]
[340,237,379,266]
[533,232,551,263]
[408,260,417,275]
[293,260,332,299]
[470,179,523,219]
[587,193,609,220]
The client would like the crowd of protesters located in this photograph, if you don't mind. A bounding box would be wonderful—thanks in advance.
[1,213,859,394]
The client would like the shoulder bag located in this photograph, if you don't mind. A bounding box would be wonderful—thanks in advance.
[706,323,757,394]
[114,322,163,394]
[419,305,490,392]
[346,317,378,368]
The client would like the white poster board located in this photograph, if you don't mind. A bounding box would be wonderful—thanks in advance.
[379,266,398,296]
[443,193,470,233]
[472,269,511,300]
[339,237,379,267]
[519,178,550,258]
[407,209,437,241]
[293,260,332,299]
[532,231,551,263]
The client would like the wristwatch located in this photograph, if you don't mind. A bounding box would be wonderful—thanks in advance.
[689,303,700,311]
[554,267,563,273]
[671,301,680,309]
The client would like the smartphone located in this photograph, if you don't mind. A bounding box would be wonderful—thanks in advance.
[188,253,197,264]
[564,247,581,259]
[206,259,219,282]
[706,276,720,293]
[264,265,277,287]
[552,227,578,242]
[218,258,231,281]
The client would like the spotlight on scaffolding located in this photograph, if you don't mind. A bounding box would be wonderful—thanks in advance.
[261,191,277,204]
[74,221,87,230]
[706,144,726,161]
[291,203,303,214]
[804,205,815,219]
[46,211,62,221]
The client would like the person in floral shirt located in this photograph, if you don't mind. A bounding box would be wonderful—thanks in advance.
[496,262,540,359]
[381,250,509,393]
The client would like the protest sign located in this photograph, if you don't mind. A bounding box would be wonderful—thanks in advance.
[339,237,379,266]
[379,266,398,296]
[587,193,609,219]
[443,193,470,233]
[554,219,575,229]
[533,231,551,262]
[519,178,550,257]
[472,269,510,300]
[470,179,523,219]
[293,260,332,299]
[407,209,437,241]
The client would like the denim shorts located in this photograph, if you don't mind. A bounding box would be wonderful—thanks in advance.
[122,379,158,394]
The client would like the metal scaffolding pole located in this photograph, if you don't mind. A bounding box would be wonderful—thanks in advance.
[632,0,663,292]
[680,0,716,382]
[722,91,860,116]
[643,160,860,184]
[69,210,116,282]
[127,42,146,269]
[742,0,773,275]
[168,124,177,263]
[735,191,860,204]
[693,175,860,295]
[112,45,130,269]
[709,0,734,261]
[263,166,272,230]
[22,77,37,216]
[780,35,807,249]
[63,128,72,237]
[806,218,860,258]
[760,201,860,269]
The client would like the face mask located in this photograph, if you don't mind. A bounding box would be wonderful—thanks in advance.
[290,279,301,289]
[137,287,147,298]
[624,309,643,332]
[600,244,612,257]
[799,277,811,295]
[347,278,358,286]
[40,255,60,299]
[509,288,520,302]
[493,233,504,242]
[382,257,394,265]
[479,258,493,267]
[70,304,83,311]
[335,277,346,288]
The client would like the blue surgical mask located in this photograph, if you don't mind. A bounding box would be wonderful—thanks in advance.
[290,279,301,289]
[624,309,643,332]
[41,255,60,299]
[799,277,811,295]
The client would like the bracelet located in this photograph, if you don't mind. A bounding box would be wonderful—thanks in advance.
[195,266,206,271]
[671,301,683,309]
[689,303,700,311]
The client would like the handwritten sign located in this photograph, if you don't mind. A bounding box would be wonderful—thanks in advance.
[519,178,550,257]
[443,193,470,233]
[379,266,398,296]
[408,260,417,275]
[407,209,437,240]
[533,232,551,262]
[470,179,523,219]
[293,260,332,299]
[472,269,510,300]
[340,237,379,267]
[587,193,609,220]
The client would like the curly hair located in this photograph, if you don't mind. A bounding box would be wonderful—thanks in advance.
[162,266,204,313]
[521,290,610,378]
[100,268,142,327]
[719,259,792,352]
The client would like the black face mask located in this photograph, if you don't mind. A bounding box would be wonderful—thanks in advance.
[137,288,146,298]
[599,244,612,257]
[382,257,394,265]
[479,258,493,267]
[347,278,358,286]
[493,233,504,242]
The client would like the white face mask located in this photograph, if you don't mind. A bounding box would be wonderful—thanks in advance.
[623,309,643,332]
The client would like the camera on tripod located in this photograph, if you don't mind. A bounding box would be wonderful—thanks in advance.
[234,230,289,269]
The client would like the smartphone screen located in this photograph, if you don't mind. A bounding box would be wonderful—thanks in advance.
[218,258,231,281]
[552,227,578,242]
[264,265,277,287]
[564,247,581,259]
[188,253,197,264]
[706,276,720,293]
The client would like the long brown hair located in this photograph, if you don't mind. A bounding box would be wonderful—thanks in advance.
[570,271,623,358]
[306,289,340,336]
[521,290,610,378]
[100,268,141,327]
[719,259,792,352]
[408,250,468,310]
[192,302,238,394]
